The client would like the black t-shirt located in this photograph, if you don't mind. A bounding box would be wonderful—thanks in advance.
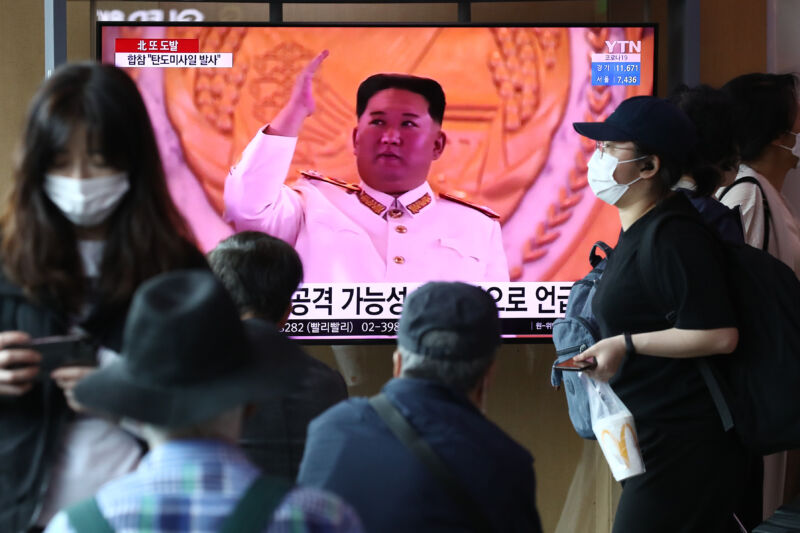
[593,193,736,432]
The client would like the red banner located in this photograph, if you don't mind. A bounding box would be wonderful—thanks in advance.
[115,39,199,53]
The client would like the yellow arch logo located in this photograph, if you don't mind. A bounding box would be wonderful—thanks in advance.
[600,423,638,467]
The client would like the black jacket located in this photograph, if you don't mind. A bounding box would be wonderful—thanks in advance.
[0,245,208,532]
[0,268,133,533]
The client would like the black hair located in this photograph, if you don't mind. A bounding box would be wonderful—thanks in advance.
[633,142,685,199]
[356,74,446,124]
[669,84,739,196]
[207,231,303,323]
[722,73,798,162]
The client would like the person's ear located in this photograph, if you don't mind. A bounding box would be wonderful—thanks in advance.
[432,130,446,160]
[392,350,402,378]
[352,126,359,155]
[639,155,660,179]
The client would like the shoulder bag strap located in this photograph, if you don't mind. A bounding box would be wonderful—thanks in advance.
[719,176,771,251]
[65,498,116,533]
[636,213,735,433]
[218,474,293,533]
[369,393,493,533]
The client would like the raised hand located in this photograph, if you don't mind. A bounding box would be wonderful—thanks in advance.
[268,50,330,137]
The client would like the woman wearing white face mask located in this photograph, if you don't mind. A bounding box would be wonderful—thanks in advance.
[571,96,748,533]
[719,73,800,522]
[0,62,207,532]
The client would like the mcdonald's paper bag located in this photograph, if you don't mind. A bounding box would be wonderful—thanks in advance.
[582,374,645,481]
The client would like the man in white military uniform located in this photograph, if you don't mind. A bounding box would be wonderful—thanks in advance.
[224,51,509,282]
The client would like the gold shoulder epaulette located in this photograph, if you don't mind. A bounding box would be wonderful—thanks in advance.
[299,170,360,192]
[439,191,500,219]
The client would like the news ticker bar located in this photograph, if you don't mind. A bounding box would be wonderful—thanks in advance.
[281,282,570,340]
[282,318,558,341]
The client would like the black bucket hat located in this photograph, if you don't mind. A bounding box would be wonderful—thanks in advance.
[74,269,305,428]
[573,95,697,162]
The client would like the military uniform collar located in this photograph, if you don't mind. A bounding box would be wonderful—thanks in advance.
[359,181,435,219]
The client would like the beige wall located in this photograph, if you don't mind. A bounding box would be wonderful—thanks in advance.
[0,0,44,200]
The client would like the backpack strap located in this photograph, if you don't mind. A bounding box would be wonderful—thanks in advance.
[718,176,771,251]
[636,212,735,434]
[218,474,293,533]
[65,498,116,533]
[589,241,613,268]
[369,393,494,533]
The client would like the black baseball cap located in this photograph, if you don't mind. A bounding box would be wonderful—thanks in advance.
[573,96,697,162]
[397,282,501,360]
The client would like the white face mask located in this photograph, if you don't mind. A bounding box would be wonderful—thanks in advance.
[777,132,800,168]
[44,172,130,227]
[586,149,646,205]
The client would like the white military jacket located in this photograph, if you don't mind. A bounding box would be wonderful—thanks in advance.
[224,130,509,282]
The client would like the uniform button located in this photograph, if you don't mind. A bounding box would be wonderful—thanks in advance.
[395,225,407,234]
[388,209,403,219]
[393,256,405,264]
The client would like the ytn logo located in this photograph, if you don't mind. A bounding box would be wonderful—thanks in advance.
[604,40,642,54]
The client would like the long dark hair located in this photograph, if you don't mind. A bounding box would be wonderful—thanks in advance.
[723,73,798,162]
[1,62,198,313]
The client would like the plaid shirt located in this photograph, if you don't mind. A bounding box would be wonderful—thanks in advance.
[44,439,363,533]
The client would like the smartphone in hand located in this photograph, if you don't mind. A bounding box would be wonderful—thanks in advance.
[8,334,97,376]
[553,355,597,372]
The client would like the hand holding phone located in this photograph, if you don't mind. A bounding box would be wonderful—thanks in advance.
[553,355,598,372]
[0,331,41,396]
[8,333,97,377]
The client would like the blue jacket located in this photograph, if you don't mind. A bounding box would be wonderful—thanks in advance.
[297,378,542,533]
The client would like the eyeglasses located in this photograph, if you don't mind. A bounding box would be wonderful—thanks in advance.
[596,141,637,159]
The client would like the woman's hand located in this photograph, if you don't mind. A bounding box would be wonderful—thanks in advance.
[573,335,626,382]
[51,366,96,413]
[0,331,41,396]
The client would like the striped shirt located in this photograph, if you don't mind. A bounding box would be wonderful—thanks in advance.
[44,439,363,533]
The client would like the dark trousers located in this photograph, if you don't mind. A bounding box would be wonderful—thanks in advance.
[613,424,748,533]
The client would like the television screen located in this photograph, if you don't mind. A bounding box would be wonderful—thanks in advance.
[98,23,656,342]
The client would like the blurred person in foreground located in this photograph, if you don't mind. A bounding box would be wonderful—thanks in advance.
[0,62,207,533]
[44,270,363,533]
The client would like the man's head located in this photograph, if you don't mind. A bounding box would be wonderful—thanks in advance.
[353,74,447,195]
[74,269,305,441]
[207,231,303,326]
[394,282,500,400]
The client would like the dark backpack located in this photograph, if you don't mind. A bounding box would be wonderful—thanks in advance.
[680,189,745,245]
[550,241,611,439]
[640,212,800,455]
